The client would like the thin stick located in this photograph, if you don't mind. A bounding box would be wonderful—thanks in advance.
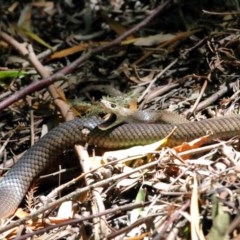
[0,1,173,111]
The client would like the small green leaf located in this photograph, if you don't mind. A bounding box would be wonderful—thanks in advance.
[130,186,146,223]
[0,70,27,79]
[0,70,28,88]
[207,195,230,240]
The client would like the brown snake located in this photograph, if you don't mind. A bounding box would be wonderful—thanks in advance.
[1,115,240,218]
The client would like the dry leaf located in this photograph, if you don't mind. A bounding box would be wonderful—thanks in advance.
[134,33,176,46]
[57,201,73,219]
[174,135,210,160]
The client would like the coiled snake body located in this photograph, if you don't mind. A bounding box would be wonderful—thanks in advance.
[1,115,240,218]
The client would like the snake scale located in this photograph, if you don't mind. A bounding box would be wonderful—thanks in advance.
[1,115,240,218]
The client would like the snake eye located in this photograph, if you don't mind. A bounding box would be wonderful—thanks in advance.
[110,103,117,108]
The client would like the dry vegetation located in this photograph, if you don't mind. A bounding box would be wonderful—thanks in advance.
[1,0,240,239]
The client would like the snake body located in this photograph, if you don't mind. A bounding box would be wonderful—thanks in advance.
[1,115,240,218]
